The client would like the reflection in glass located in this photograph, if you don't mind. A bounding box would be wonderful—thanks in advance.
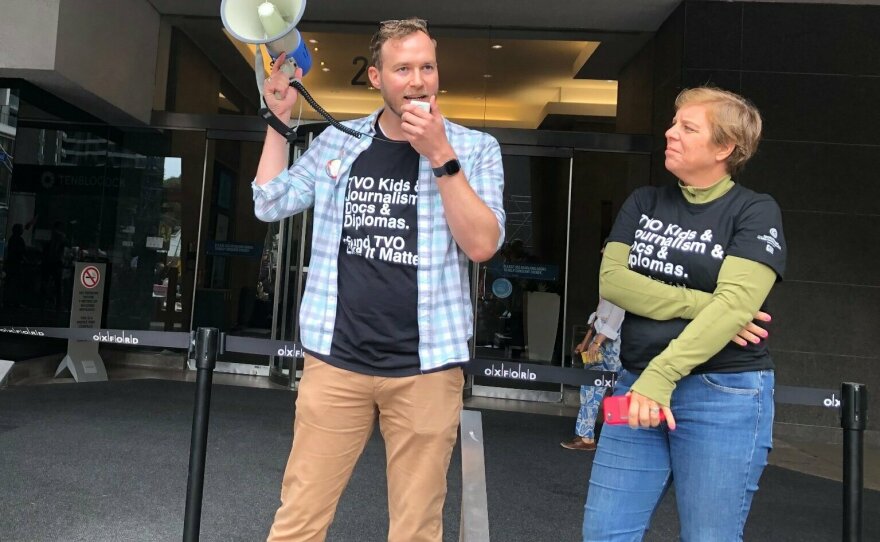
[0,88,20,312]
[2,121,184,334]
[474,155,570,369]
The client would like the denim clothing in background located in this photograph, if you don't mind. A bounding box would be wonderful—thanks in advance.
[252,108,506,371]
[576,338,622,439]
[582,368,775,542]
[574,298,625,439]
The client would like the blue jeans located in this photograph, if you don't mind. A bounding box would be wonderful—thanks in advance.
[582,368,775,542]
[576,340,622,439]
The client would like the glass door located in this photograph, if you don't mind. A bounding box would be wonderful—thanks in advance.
[472,147,574,402]
[190,133,280,378]
[191,130,314,387]
[267,135,314,387]
[0,88,18,316]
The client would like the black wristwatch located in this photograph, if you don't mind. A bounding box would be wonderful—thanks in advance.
[432,158,461,178]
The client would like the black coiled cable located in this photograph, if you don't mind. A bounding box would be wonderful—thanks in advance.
[290,80,363,139]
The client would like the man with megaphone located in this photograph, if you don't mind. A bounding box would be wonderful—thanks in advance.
[252,17,505,542]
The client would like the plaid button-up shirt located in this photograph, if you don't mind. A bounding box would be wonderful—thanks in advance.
[252,109,505,371]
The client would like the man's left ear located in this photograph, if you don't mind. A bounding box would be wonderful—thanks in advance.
[367,66,381,89]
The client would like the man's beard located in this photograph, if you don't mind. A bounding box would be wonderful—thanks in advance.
[380,90,403,118]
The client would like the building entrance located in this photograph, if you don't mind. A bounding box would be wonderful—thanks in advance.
[189,131,313,387]
[472,149,573,402]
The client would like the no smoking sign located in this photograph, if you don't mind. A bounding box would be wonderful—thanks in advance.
[80,266,101,289]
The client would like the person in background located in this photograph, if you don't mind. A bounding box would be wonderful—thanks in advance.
[561,295,624,451]
[254,17,505,542]
[40,221,67,308]
[582,87,784,541]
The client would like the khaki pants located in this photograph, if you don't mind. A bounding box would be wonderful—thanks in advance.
[267,355,464,542]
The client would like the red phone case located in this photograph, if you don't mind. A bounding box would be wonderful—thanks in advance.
[603,395,666,425]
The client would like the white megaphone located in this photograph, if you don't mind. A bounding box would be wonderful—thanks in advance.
[221,0,363,141]
[221,0,313,81]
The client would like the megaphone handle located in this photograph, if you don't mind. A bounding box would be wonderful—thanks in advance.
[275,61,297,100]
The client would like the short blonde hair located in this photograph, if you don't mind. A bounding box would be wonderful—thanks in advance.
[675,87,762,176]
[370,18,433,69]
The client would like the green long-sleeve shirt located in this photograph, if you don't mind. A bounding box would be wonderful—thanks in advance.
[599,176,781,406]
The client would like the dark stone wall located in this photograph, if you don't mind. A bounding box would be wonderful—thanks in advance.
[617,1,880,432]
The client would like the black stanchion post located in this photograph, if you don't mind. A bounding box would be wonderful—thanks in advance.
[841,382,867,542]
[183,327,220,542]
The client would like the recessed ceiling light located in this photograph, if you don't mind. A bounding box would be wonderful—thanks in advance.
[314,47,319,52]
[320,61,325,66]
[322,67,330,72]
[440,89,448,94]
[483,74,493,78]
[308,39,318,44]
[491,44,503,49]
[218,92,226,99]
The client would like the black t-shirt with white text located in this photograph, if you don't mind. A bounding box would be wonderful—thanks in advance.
[308,124,421,376]
[607,183,786,374]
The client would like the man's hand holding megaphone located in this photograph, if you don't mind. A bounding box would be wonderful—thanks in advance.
[264,52,302,119]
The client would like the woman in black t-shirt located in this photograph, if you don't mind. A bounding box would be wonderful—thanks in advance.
[582,87,786,541]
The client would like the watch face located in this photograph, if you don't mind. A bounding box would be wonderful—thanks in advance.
[434,159,461,177]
